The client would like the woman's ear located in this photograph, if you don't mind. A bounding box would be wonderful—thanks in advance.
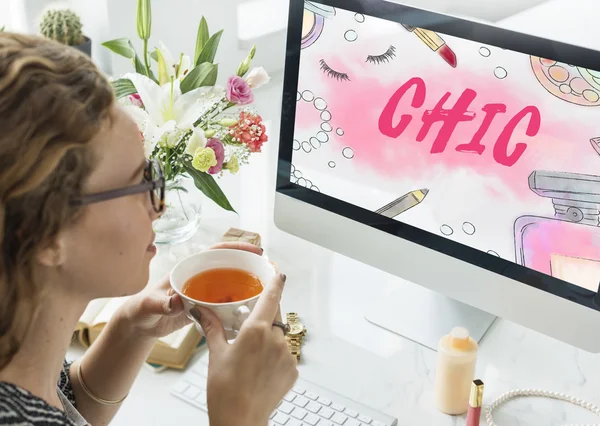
[35,235,67,267]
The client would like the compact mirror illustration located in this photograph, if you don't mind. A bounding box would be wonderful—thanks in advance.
[302,2,336,49]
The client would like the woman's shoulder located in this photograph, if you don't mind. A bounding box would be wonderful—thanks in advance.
[0,360,76,426]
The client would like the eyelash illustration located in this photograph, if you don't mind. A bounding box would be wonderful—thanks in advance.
[366,45,397,64]
[319,59,350,81]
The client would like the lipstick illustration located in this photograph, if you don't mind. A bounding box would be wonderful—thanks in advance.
[376,188,429,218]
[401,24,457,68]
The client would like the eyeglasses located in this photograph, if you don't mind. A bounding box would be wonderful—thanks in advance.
[71,159,165,213]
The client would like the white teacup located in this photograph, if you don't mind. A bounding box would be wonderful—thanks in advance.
[170,248,276,339]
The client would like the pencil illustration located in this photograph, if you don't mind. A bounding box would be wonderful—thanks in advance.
[401,24,457,68]
[376,189,429,218]
[591,137,600,156]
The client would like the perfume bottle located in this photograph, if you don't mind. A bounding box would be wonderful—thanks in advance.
[514,170,600,292]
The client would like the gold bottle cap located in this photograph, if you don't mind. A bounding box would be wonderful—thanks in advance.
[469,379,485,407]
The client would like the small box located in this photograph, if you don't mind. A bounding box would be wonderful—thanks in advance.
[221,227,262,248]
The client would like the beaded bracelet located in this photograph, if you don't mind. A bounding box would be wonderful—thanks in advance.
[76,361,128,406]
[485,389,600,426]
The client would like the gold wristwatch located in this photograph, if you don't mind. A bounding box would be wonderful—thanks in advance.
[285,312,307,361]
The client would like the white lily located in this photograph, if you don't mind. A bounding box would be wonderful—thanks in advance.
[155,41,191,82]
[185,127,208,156]
[123,72,224,156]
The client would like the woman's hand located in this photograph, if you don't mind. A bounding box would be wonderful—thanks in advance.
[117,241,264,339]
[192,273,298,426]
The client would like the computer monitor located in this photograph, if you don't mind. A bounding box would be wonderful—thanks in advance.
[274,0,600,353]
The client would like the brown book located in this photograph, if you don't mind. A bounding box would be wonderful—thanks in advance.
[73,297,202,370]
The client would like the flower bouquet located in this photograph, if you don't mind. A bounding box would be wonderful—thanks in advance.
[101,0,269,241]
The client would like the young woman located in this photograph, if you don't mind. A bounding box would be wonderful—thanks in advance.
[0,32,298,426]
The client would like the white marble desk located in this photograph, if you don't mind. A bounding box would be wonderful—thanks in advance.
[67,209,600,426]
[67,1,600,424]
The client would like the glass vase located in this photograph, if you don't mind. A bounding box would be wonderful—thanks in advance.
[153,177,203,245]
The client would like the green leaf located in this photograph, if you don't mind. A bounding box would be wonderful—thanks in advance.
[180,63,218,93]
[128,40,157,82]
[150,50,158,61]
[112,78,137,99]
[133,55,147,75]
[194,17,210,65]
[102,38,135,59]
[195,29,223,66]
[167,185,188,193]
[182,159,236,212]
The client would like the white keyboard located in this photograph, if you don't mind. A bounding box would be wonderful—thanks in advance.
[171,353,398,426]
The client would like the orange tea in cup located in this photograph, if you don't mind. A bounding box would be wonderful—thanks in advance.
[182,267,263,304]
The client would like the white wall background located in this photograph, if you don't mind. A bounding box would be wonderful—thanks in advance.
[4,0,554,74]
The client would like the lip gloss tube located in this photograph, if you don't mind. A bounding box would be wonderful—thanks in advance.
[466,379,484,426]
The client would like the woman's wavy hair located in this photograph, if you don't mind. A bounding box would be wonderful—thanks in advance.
[0,32,114,369]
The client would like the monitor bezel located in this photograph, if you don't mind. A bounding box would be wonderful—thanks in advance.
[276,0,600,312]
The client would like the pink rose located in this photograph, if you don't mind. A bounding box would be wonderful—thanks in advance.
[226,76,254,105]
[206,138,225,174]
[128,93,144,108]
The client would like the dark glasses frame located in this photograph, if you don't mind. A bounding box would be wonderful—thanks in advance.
[70,159,166,213]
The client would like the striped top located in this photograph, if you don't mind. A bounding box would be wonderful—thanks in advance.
[0,360,78,425]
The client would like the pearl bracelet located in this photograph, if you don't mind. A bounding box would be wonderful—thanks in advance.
[485,389,600,426]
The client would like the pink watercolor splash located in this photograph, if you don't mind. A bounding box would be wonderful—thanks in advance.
[320,65,594,200]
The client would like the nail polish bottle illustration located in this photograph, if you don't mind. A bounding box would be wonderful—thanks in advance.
[514,170,600,292]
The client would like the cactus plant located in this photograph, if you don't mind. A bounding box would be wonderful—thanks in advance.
[39,8,84,46]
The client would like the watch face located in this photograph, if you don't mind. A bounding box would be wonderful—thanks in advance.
[289,323,305,335]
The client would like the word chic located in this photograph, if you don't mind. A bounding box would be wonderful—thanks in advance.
[378,77,541,167]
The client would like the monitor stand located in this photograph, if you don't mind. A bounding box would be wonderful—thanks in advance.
[364,281,497,351]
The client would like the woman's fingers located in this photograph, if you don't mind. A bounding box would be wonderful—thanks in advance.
[249,274,286,323]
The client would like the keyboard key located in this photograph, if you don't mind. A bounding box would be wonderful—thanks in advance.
[345,419,361,426]
[270,411,277,419]
[305,392,319,400]
[372,422,386,426]
[332,403,345,412]
[318,397,332,406]
[279,402,295,414]
[358,415,372,423]
[293,396,309,408]
[303,413,320,425]
[283,392,297,403]
[332,412,348,424]
[291,407,307,420]
[319,407,334,419]
[293,386,306,395]
[305,401,321,414]
[183,386,200,399]
[192,364,209,377]
[344,409,358,418]
[194,391,207,405]
[172,382,189,393]
[287,419,303,426]
[273,412,290,425]
[318,422,334,426]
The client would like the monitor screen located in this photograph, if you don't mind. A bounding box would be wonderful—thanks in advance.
[287,0,600,296]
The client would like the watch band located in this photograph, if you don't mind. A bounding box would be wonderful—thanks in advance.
[288,337,302,360]
[285,312,304,361]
